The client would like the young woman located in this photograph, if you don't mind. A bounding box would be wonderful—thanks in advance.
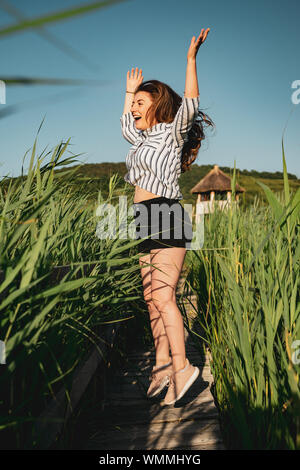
[120,28,214,405]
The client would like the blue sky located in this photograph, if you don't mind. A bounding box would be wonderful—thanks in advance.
[0,0,299,179]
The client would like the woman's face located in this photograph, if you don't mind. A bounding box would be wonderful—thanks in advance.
[131,91,157,130]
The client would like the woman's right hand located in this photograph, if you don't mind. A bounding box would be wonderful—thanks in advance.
[187,28,210,61]
[126,67,143,93]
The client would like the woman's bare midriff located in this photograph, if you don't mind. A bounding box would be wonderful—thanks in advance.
[133,185,161,204]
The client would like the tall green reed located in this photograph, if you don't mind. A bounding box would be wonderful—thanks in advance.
[187,145,299,449]
[0,136,147,449]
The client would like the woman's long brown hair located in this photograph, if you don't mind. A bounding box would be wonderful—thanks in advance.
[134,79,215,172]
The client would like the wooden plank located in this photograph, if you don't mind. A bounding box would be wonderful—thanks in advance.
[126,346,209,360]
[114,365,213,380]
[127,347,208,357]
[88,392,218,425]
[86,437,225,451]
[107,380,211,399]
[96,395,215,408]
[84,419,223,450]
[122,358,213,379]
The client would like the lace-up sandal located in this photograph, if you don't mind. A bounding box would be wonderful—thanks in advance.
[146,361,173,398]
[164,358,199,405]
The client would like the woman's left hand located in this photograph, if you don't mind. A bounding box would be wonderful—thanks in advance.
[187,28,210,61]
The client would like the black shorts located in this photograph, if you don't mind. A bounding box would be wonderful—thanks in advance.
[133,196,193,253]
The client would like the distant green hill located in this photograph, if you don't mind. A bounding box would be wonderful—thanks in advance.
[52,162,300,207]
[3,162,299,208]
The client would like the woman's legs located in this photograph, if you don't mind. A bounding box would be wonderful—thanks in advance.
[150,247,187,373]
[138,252,171,367]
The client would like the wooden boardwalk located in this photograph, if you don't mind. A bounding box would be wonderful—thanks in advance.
[80,276,225,450]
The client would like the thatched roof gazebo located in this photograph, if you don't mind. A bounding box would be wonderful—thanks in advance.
[190,164,246,215]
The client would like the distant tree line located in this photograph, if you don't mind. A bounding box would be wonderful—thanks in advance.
[2,162,299,210]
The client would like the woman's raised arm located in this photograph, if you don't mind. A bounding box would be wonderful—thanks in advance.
[120,67,144,144]
[171,29,210,147]
[184,28,210,98]
[123,67,144,114]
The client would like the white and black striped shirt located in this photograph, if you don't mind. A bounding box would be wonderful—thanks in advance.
[120,95,200,200]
